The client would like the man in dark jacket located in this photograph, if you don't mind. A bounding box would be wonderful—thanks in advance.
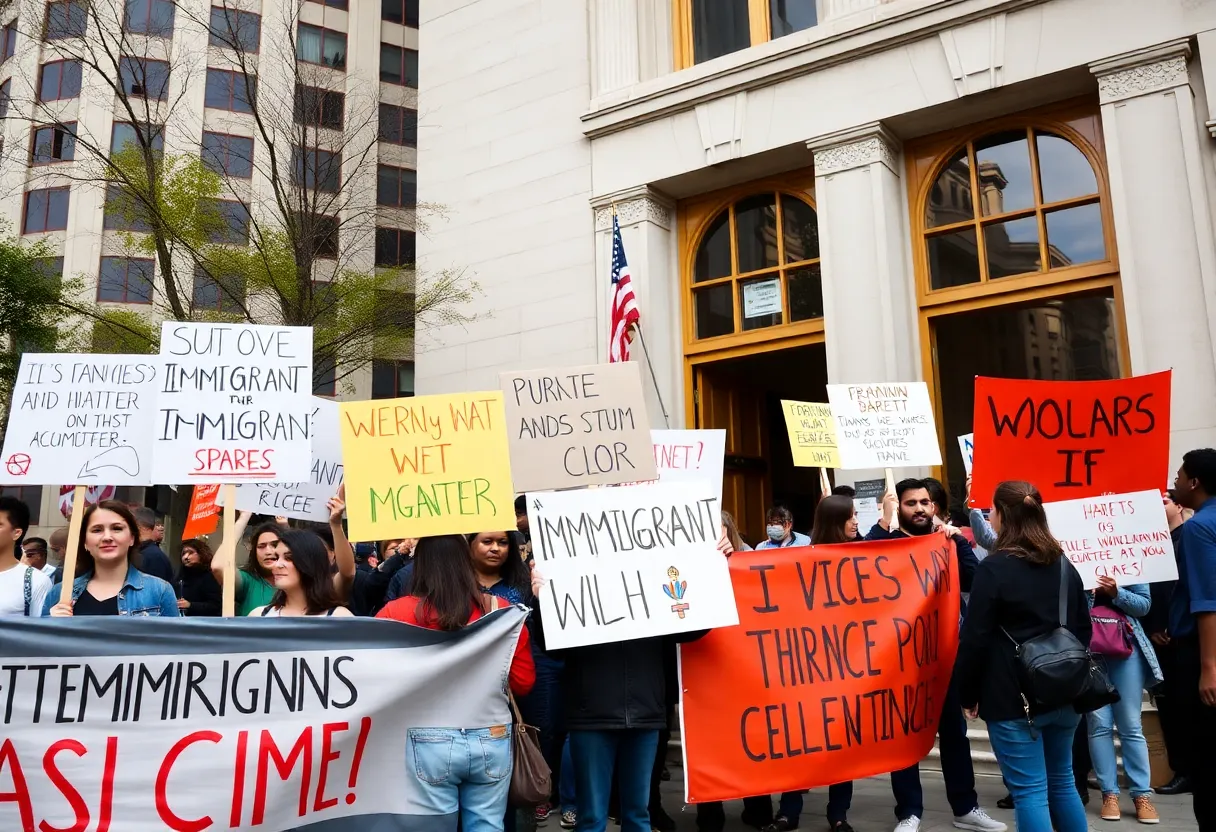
[133,507,174,583]
[1149,491,1189,795]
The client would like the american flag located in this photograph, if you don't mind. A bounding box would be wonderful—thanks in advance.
[609,212,640,363]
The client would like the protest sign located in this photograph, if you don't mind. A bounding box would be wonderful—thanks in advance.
[339,392,514,541]
[622,430,726,499]
[1044,489,1177,589]
[853,478,885,535]
[679,533,960,801]
[153,323,314,484]
[779,401,841,468]
[530,481,736,649]
[969,371,1171,506]
[183,484,222,538]
[958,433,974,475]
[826,383,942,469]
[0,353,159,486]
[500,362,657,493]
[0,610,525,832]
[221,398,344,522]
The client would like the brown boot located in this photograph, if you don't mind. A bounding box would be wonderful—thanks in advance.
[1133,795,1160,825]
[1100,794,1121,821]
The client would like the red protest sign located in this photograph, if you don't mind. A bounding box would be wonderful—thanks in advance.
[182,484,221,538]
[679,534,960,802]
[969,371,1171,507]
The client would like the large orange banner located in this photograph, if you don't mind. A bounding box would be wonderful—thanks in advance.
[969,371,1172,507]
[679,533,960,802]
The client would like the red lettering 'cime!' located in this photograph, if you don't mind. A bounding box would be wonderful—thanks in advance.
[968,371,1172,506]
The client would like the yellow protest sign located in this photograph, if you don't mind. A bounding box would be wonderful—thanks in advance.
[338,392,515,541]
[779,400,841,468]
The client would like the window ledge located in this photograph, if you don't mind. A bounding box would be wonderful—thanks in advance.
[582,0,1049,139]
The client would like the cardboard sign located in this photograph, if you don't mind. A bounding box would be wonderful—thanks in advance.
[183,484,222,538]
[339,392,515,542]
[958,433,974,475]
[0,353,159,486]
[1044,489,1177,589]
[153,322,314,484]
[679,533,960,801]
[500,362,657,493]
[969,372,1171,506]
[779,401,841,469]
[853,478,885,536]
[221,398,344,522]
[530,481,737,649]
[826,383,942,469]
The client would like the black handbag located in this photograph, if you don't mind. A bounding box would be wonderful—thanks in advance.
[1002,559,1117,722]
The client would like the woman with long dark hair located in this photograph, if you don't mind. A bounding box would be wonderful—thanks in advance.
[811,496,860,545]
[249,529,352,617]
[176,538,221,617]
[210,514,281,616]
[955,481,1091,832]
[378,535,535,832]
[45,501,178,617]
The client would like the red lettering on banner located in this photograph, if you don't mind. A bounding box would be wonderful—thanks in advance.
[313,723,347,812]
[345,717,372,805]
[253,727,313,824]
[41,739,89,832]
[0,738,34,832]
[156,731,221,832]
[97,737,117,832]
[229,730,248,829]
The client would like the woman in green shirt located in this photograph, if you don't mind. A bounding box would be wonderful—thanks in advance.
[213,513,281,616]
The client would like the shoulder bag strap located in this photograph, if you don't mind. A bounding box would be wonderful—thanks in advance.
[23,567,32,616]
[1058,557,1068,628]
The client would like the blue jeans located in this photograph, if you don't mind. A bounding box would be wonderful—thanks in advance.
[570,729,658,832]
[987,708,1088,832]
[560,736,576,812]
[1087,652,1151,797]
[408,727,513,832]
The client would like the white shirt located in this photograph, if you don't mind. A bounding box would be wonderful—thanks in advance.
[0,563,52,617]
[41,564,56,577]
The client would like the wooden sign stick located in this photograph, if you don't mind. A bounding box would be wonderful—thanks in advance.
[59,485,88,592]
[221,484,237,618]
[885,467,899,531]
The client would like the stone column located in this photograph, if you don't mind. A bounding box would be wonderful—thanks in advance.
[591,187,683,429]
[1092,40,1216,461]
[808,123,923,484]
[591,0,640,98]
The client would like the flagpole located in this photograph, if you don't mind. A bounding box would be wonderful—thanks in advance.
[611,203,671,429]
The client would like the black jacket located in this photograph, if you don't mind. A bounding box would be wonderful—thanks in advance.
[176,564,221,617]
[534,608,705,730]
[1143,527,1181,637]
[954,551,1092,722]
[138,541,174,583]
[350,553,410,617]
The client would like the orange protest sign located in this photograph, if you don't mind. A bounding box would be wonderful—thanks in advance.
[679,533,960,802]
[969,372,1172,507]
[182,484,221,538]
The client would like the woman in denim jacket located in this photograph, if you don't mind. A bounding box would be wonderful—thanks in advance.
[1085,578,1163,824]
[45,501,178,618]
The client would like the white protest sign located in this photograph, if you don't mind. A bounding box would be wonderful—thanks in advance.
[530,481,737,649]
[220,398,344,521]
[853,478,885,536]
[826,382,942,469]
[1044,489,1177,589]
[622,430,726,500]
[0,354,159,485]
[153,322,314,484]
[958,433,974,475]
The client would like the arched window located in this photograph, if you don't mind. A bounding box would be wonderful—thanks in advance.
[923,127,1107,291]
[690,192,822,341]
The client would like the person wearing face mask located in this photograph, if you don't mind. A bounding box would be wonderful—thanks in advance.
[755,506,809,549]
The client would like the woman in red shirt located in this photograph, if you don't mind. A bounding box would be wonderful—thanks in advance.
[378,535,534,832]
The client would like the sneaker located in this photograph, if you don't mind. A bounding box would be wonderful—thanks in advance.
[953,808,1007,832]
[1133,795,1160,825]
[1101,794,1121,821]
[894,818,921,832]
[761,817,797,832]
[535,804,553,823]
[561,811,577,829]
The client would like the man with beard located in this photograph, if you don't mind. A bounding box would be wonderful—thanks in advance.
[865,479,999,832]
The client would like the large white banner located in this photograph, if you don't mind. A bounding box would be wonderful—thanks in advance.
[1044,489,1178,589]
[220,398,345,522]
[0,611,525,832]
[530,481,738,650]
[826,382,942,469]
[153,322,314,484]
[0,353,159,485]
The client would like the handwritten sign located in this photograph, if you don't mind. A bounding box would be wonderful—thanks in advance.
[623,430,726,499]
[1044,489,1177,589]
[152,323,313,484]
[826,383,942,469]
[853,478,885,536]
[339,392,514,541]
[531,481,737,649]
[0,353,159,486]
[680,533,960,801]
[779,400,841,468]
[969,372,1172,506]
[958,433,974,475]
[221,398,344,522]
[183,484,222,538]
[500,362,657,493]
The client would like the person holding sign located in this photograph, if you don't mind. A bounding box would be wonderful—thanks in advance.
[213,514,279,616]
[0,497,50,617]
[249,530,353,618]
[45,501,179,617]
